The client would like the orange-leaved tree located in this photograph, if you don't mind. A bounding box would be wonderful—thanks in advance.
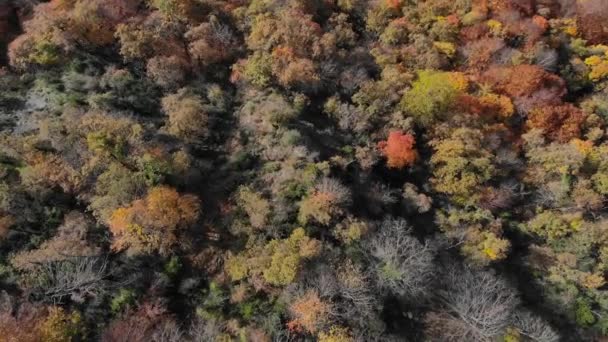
[109,186,200,255]
[378,131,417,169]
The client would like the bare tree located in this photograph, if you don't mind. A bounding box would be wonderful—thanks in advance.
[31,256,110,303]
[336,260,379,322]
[152,321,184,342]
[187,318,224,342]
[513,310,560,342]
[365,218,435,297]
[426,267,519,342]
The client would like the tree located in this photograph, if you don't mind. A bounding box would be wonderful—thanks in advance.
[146,56,187,89]
[526,104,587,142]
[288,290,332,334]
[425,267,519,341]
[109,186,200,255]
[270,46,320,90]
[455,93,514,120]
[11,212,100,271]
[585,55,608,82]
[378,131,417,169]
[576,0,608,44]
[237,90,298,133]
[38,306,83,342]
[333,217,369,245]
[114,22,158,60]
[185,17,239,67]
[401,70,468,126]
[237,186,270,230]
[430,128,497,206]
[102,301,175,342]
[318,326,352,342]
[460,228,510,265]
[225,228,321,286]
[0,303,83,342]
[298,178,351,225]
[365,218,435,297]
[7,3,69,70]
[336,259,378,322]
[89,163,146,221]
[161,88,209,142]
[436,208,511,265]
[148,0,198,22]
[0,302,47,342]
[524,211,582,241]
[263,228,321,286]
[480,65,566,113]
[26,257,110,303]
[512,310,560,342]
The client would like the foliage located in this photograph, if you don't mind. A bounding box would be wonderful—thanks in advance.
[378,131,417,169]
[226,228,320,286]
[109,186,200,254]
[298,178,351,226]
[401,70,467,126]
[161,88,209,141]
[288,290,331,334]
[430,128,496,206]
[1,0,606,339]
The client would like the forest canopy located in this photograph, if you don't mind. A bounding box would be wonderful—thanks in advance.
[0,0,607,341]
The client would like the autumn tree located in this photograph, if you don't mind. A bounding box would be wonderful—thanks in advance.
[146,55,187,89]
[89,163,146,221]
[576,0,608,44]
[38,306,83,342]
[161,88,209,142]
[430,127,497,206]
[225,228,321,286]
[185,17,239,67]
[237,186,270,230]
[523,210,583,241]
[378,131,417,169]
[11,212,100,270]
[109,186,200,255]
[480,65,566,113]
[526,104,587,142]
[333,217,369,245]
[318,326,353,342]
[0,303,83,342]
[298,178,351,225]
[288,290,332,334]
[102,301,176,342]
[401,70,468,126]
[436,208,511,265]
[7,3,69,70]
[114,21,159,61]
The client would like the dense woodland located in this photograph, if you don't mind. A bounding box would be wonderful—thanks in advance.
[0,0,608,340]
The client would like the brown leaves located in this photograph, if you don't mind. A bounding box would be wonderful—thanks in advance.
[577,0,608,44]
[102,301,173,342]
[11,212,100,271]
[526,104,587,142]
[481,65,566,113]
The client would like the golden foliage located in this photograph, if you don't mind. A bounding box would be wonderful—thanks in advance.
[288,290,331,334]
[109,186,200,254]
